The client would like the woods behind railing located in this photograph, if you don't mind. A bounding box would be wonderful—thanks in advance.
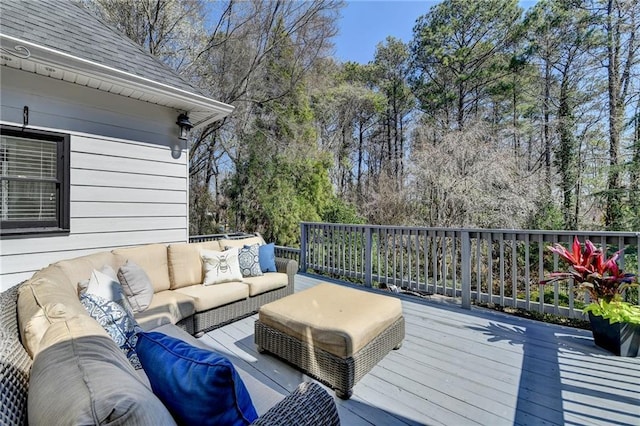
[299,223,640,319]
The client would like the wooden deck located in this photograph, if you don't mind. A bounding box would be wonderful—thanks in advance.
[200,274,640,426]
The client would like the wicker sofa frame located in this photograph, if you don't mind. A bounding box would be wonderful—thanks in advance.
[1,282,340,426]
[180,258,297,336]
[255,316,405,399]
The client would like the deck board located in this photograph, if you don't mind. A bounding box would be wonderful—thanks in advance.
[201,274,640,426]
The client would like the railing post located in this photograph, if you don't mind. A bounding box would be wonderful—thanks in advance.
[300,223,307,273]
[365,226,373,288]
[461,230,471,309]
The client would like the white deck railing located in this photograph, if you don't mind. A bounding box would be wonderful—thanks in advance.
[299,223,640,319]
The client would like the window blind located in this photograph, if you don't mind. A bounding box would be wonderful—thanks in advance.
[0,135,58,222]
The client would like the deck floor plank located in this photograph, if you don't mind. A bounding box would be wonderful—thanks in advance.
[201,274,640,426]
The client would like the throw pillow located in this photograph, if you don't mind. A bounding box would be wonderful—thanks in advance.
[258,242,277,273]
[85,267,126,303]
[226,244,262,278]
[77,264,117,295]
[136,332,258,426]
[201,248,244,285]
[117,260,154,313]
[80,292,143,370]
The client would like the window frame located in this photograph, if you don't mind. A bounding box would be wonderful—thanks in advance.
[0,125,70,237]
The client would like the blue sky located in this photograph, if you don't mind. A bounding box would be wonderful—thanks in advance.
[334,0,539,64]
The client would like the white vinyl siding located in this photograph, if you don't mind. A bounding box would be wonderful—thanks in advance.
[0,69,190,291]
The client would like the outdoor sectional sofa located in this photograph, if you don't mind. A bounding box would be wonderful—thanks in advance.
[0,235,340,425]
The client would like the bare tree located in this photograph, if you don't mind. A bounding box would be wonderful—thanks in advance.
[409,122,539,228]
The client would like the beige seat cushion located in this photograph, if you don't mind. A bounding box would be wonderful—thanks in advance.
[113,244,171,292]
[173,282,249,312]
[167,241,222,289]
[242,273,287,297]
[259,283,402,358]
[133,290,196,331]
[219,235,265,249]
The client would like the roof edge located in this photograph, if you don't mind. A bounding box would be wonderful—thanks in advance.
[0,34,234,127]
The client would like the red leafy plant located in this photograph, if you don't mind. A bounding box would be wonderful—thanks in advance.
[541,237,639,324]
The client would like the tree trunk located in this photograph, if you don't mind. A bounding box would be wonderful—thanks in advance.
[631,99,640,230]
[543,57,552,197]
[557,76,577,230]
[605,0,624,230]
[356,121,364,203]
[457,82,465,130]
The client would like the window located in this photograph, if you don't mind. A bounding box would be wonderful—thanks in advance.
[0,125,70,236]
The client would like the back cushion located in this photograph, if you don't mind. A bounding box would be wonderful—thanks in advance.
[167,241,222,289]
[113,244,171,292]
[219,235,266,249]
[55,251,122,289]
[28,316,175,426]
[17,269,89,358]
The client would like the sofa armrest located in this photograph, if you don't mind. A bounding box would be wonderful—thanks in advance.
[250,382,340,426]
[275,257,298,288]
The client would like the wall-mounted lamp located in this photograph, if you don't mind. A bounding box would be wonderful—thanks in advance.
[176,113,193,140]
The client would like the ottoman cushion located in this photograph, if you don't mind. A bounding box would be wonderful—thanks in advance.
[258,283,402,358]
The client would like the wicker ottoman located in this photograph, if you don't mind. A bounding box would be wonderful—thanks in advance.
[255,283,404,399]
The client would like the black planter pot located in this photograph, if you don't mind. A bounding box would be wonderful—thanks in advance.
[588,312,640,357]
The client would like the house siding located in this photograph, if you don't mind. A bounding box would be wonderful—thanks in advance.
[0,68,190,291]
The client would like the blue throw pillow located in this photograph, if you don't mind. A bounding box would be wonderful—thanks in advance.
[136,332,258,426]
[257,243,277,273]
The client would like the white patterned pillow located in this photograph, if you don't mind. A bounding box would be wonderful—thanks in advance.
[201,248,244,285]
[225,244,263,278]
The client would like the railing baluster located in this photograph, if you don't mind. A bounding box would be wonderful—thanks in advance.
[432,230,438,294]
[400,228,405,288]
[538,233,544,314]
[487,232,493,305]
[300,223,307,272]
[499,233,505,307]
[511,234,517,309]
[364,226,372,288]
[415,229,419,290]
[524,233,530,312]
[452,232,458,297]
[461,231,471,309]
[442,231,448,296]
[476,233,481,302]
[424,230,429,292]
[553,234,559,315]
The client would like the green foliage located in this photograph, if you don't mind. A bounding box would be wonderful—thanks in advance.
[584,300,640,325]
[527,202,565,231]
[321,199,363,224]
[528,289,585,310]
[227,151,336,247]
[410,0,523,128]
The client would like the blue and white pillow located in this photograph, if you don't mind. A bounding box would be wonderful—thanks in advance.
[80,292,143,370]
[225,244,263,278]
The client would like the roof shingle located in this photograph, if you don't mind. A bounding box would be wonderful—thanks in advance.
[0,0,207,97]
